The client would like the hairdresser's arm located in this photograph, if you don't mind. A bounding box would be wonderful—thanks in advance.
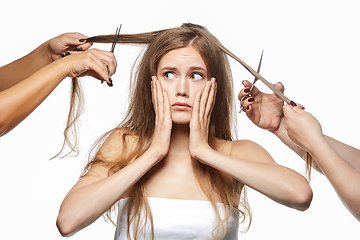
[0,49,116,136]
[56,79,171,237]
[193,141,313,211]
[283,104,360,220]
[190,79,312,211]
[0,32,91,91]
[239,80,360,172]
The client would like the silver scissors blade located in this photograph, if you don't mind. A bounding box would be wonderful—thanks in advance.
[239,50,264,113]
[106,24,122,77]
[111,24,122,53]
[249,49,264,91]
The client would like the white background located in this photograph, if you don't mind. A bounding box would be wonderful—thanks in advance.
[0,0,359,239]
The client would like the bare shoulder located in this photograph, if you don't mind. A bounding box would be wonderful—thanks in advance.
[214,138,275,164]
[65,128,139,194]
[85,128,139,177]
[97,128,138,159]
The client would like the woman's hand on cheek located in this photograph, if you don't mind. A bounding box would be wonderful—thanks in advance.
[283,104,324,152]
[148,76,172,161]
[189,78,217,160]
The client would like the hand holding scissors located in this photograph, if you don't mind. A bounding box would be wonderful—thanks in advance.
[102,24,122,85]
[239,50,264,113]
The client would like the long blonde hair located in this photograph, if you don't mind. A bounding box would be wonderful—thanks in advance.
[71,23,251,239]
[59,23,338,239]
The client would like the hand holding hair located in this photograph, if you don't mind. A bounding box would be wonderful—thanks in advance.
[47,32,92,61]
[283,104,323,153]
[0,40,116,136]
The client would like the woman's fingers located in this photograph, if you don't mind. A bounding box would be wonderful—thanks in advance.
[151,76,158,113]
[151,76,170,124]
[205,78,217,119]
[199,81,211,121]
[192,91,201,124]
[155,79,164,121]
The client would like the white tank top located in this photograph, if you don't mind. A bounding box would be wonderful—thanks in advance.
[114,197,239,240]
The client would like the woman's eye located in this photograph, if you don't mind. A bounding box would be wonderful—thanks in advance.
[190,73,203,81]
[164,72,175,80]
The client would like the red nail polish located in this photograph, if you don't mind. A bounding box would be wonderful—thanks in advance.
[290,101,297,107]
[244,88,250,93]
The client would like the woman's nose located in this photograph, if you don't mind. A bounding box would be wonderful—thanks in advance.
[176,77,189,97]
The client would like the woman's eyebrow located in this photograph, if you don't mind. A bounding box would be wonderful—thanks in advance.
[159,66,178,72]
[189,66,207,72]
[159,66,207,72]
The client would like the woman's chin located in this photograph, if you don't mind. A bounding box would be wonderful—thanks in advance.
[171,119,190,125]
[171,111,191,125]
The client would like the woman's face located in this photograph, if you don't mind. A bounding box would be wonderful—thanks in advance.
[156,46,209,124]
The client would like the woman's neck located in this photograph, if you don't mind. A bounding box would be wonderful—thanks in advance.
[166,123,191,160]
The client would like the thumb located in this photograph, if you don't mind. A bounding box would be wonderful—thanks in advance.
[274,82,285,93]
[283,104,293,117]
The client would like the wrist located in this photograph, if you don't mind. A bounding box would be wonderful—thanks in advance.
[303,134,327,157]
[147,144,169,164]
[269,117,285,137]
[37,58,70,84]
[191,144,214,163]
[33,41,54,66]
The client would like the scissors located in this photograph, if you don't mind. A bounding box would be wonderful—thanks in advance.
[111,24,122,53]
[239,50,264,113]
[103,24,122,84]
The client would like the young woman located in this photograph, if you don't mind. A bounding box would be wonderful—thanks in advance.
[0,32,116,136]
[239,79,360,221]
[56,24,312,239]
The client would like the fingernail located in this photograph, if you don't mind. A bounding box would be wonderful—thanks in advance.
[248,97,254,102]
[109,78,113,83]
[301,106,305,110]
[110,82,113,87]
[242,80,245,86]
[290,101,297,107]
[79,38,87,42]
[65,52,70,56]
[75,46,82,51]
[101,78,104,84]
[244,88,250,93]
[61,53,65,58]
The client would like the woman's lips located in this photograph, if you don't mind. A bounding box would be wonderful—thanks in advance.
[171,102,191,110]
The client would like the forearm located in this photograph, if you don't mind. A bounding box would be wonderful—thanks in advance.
[0,59,67,136]
[57,150,160,237]
[308,138,360,221]
[197,147,312,211]
[0,41,52,91]
[271,121,324,173]
[271,120,306,158]
[324,136,360,172]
